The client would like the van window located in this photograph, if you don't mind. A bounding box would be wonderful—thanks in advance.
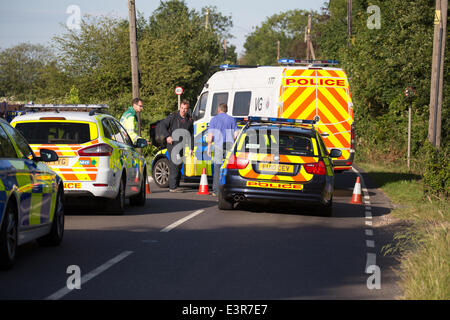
[193,92,208,121]
[232,91,252,116]
[211,93,229,116]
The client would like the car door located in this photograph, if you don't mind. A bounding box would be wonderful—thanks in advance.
[115,120,140,192]
[1,123,51,231]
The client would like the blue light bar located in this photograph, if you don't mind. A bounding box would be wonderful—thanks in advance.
[246,116,316,125]
[277,59,339,66]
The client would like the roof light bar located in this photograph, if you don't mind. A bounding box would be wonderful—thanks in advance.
[215,64,258,70]
[243,116,316,125]
[277,59,339,66]
[24,104,109,109]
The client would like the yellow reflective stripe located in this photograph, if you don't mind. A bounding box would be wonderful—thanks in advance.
[30,193,43,226]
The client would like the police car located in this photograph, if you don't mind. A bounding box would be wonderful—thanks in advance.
[217,117,342,216]
[0,118,64,269]
[11,105,148,215]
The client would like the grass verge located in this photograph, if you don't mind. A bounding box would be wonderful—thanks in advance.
[357,161,450,300]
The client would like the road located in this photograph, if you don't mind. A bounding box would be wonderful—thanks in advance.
[0,167,401,300]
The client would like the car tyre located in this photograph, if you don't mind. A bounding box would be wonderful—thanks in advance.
[108,178,125,215]
[38,187,65,247]
[152,158,170,189]
[218,190,234,210]
[130,172,147,207]
[0,202,18,270]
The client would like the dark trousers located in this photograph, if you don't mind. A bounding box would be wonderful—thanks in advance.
[168,145,183,190]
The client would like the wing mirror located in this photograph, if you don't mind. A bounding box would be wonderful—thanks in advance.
[329,149,342,159]
[38,149,59,162]
[134,138,148,148]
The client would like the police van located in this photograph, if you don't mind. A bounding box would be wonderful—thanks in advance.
[151,59,355,188]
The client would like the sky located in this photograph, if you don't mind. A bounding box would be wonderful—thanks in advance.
[0,0,325,56]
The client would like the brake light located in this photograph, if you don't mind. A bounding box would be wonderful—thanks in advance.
[78,144,113,157]
[304,160,326,175]
[40,117,66,120]
[227,154,249,169]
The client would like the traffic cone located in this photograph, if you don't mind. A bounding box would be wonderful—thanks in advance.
[146,179,151,194]
[197,167,209,195]
[351,176,362,204]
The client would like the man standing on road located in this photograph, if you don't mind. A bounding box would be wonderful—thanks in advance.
[120,98,144,143]
[160,100,194,193]
[207,103,238,197]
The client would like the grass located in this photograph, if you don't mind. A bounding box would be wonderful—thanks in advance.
[358,161,450,300]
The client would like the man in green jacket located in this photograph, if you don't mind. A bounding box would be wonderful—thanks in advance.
[120,98,144,143]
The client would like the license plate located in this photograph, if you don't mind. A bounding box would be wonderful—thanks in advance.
[258,163,294,173]
[48,158,69,166]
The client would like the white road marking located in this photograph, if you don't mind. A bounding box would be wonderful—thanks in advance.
[161,210,205,233]
[46,251,133,300]
[353,167,379,285]
[366,253,377,272]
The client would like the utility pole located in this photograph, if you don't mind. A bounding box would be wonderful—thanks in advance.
[428,0,447,148]
[224,39,227,62]
[305,15,316,60]
[128,0,141,135]
[205,8,210,30]
[277,40,280,60]
[347,0,352,48]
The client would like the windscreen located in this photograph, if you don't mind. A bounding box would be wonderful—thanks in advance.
[237,128,315,157]
[15,122,92,144]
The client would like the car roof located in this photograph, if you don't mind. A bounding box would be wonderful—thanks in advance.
[10,111,114,123]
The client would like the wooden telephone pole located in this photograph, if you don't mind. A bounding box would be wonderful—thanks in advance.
[428,0,447,148]
[305,15,316,60]
[347,0,353,48]
[128,0,141,135]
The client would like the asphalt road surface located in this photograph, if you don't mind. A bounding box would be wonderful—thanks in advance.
[0,167,401,300]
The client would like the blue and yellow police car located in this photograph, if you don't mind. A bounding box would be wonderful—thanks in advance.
[218,117,342,216]
[0,118,64,269]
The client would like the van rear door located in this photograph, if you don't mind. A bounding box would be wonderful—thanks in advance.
[278,68,353,165]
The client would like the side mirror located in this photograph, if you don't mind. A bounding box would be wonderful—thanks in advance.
[134,138,148,148]
[38,149,59,162]
[329,149,342,159]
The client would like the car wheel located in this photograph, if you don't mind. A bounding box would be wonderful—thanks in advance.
[152,158,170,188]
[0,202,18,269]
[38,187,65,247]
[108,178,125,215]
[130,172,147,207]
[218,190,234,210]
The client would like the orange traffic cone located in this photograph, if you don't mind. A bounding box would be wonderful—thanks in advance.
[351,176,362,204]
[197,167,209,195]
[146,179,151,194]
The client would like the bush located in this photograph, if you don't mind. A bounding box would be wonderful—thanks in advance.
[423,142,449,200]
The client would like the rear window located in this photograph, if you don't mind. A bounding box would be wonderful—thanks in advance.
[15,122,92,144]
[237,129,315,157]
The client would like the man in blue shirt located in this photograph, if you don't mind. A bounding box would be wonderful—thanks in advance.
[207,103,238,197]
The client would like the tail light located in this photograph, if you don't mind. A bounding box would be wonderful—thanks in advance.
[227,154,249,169]
[78,144,113,157]
[304,160,326,175]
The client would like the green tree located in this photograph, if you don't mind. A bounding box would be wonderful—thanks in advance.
[0,43,67,101]
[242,10,322,65]
[138,0,233,122]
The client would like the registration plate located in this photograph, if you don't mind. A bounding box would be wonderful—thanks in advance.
[258,163,294,173]
[48,158,69,166]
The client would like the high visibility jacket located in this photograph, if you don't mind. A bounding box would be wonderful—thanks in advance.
[120,106,142,143]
